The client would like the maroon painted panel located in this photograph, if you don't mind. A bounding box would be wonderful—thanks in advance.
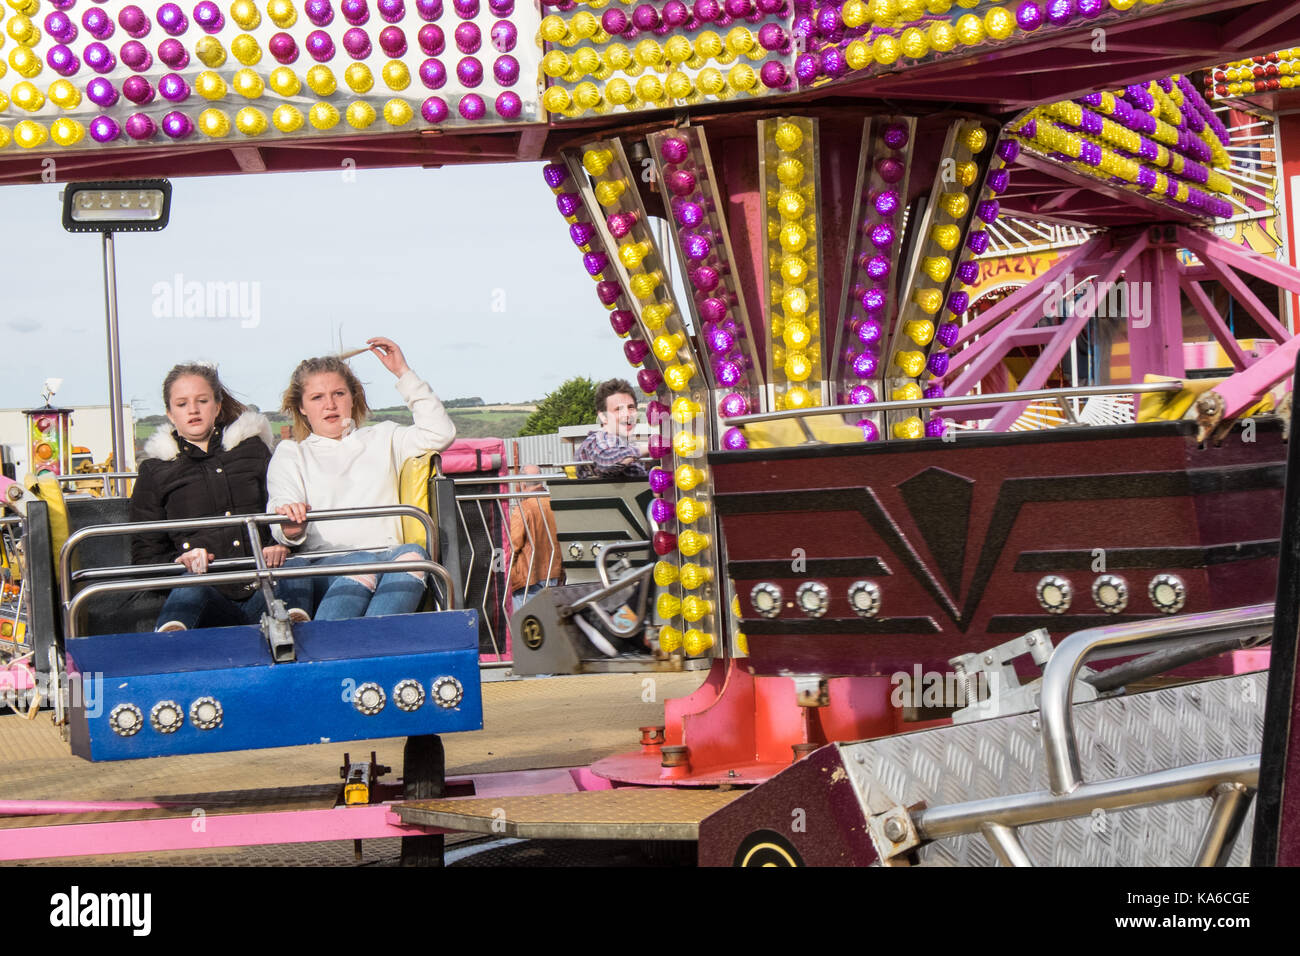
[710,422,1285,676]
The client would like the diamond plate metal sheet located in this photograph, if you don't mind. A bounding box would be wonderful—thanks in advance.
[839,673,1266,866]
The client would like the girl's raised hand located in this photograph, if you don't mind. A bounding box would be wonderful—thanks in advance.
[368,337,411,378]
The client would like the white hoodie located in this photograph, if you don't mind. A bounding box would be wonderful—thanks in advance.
[266,370,455,552]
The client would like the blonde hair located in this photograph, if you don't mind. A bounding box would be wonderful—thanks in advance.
[281,356,370,440]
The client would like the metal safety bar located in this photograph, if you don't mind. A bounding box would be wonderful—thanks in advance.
[58,504,438,601]
[597,540,651,588]
[1040,603,1274,795]
[727,381,1186,430]
[53,472,137,497]
[451,474,570,485]
[65,558,457,639]
[71,547,382,583]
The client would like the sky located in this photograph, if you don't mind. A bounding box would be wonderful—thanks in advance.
[0,162,633,416]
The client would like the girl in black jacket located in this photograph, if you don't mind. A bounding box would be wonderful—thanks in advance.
[130,363,312,630]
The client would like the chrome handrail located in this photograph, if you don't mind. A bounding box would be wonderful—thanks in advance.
[54,472,138,497]
[58,504,438,600]
[1039,603,1275,795]
[65,558,457,638]
[725,381,1186,430]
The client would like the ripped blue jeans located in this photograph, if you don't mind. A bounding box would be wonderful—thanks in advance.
[307,543,429,621]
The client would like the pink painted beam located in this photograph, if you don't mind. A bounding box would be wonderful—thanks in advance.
[1127,246,1187,383]
[1006,327,1061,347]
[1177,225,1300,302]
[1214,334,1300,418]
[1180,278,1251,371]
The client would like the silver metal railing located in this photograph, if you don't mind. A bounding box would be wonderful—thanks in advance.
[904,604,1274,867]
[726,382,1186,443]
[59,505,452,638]
[54,472,137,497]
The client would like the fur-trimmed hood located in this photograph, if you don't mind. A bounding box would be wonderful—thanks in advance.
[142,410,274,462]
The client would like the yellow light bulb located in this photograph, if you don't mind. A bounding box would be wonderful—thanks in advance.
[963,124,989,153]
[727,63,756,91]
[955,160,978,187]
[928,21,956,52]
[231,33,262,66]
[629,270,661,300]
[782,320,811,350]
[683,629,714,657]
[845,39,872,70]
[725,25,754,56]
[656,333,687,364]
[680,563,712,590]
[772,122,805,155]
[309,101,340,130]
[382,60,411,91]
[269,67,302,96]
[595,179,627,207]
[892,382,924,402]
[541,51,571,78]
[784,385,815,410]
[673,430,703,456]
[895,350,927,377]
[605,78,633,105]
[665,364,696,392]
[678,530,711,557]
[619,239,653,269]
[736,631,748,655]
[695,30,723,60]
[196,70,228,100]
[233,68,265,98]
[583,147,614,176]
[339,62,372,94]
[873,34,900,65]
[665,70,692,99]
[542,86,572,113]
[904,319,935,347]
[267,0,297,27]
[682,596,713,622]
[198,108,231,138]
[675,464,706,491]
[931,224,960,250]
[940,192,970,218]
[900,27,929,59]
[48,79,79,109]
[11,80,42,111]
[923,256,952,282]
[13,119,46,149]
[776,157,805,187]
[346,100,377,129]
[604,43,632,72]
[539,15,569,44]
[634,39,663,68]
[272,104,304,132]
[231,0,261,29]
[656,593,682,620]
[784,352,812,381]
[235,106,268,136]
[842,0,870,27]
[50,117,83,146]
[573,82,603,110]
[642,303,672,331]
[697,67,725,96]
[10,46,41,78]
[676,497,708,524]
[306,65,336,96]
[196,36,228,68]
[893,416,925,439]
[955,13,985,45]
[665,35,693,63]
[654,561,680,586]
[984,6,1015,40]
[777,190,805,219]
[779,223,807,253]
[659,625,684,654]
[636,74,665,102]
[569,10,599,38]
[782,287,809,317]
[780,255,808,285]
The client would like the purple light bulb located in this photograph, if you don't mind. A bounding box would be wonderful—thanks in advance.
[610,310,636,336]
[158,38,191,68]
[715,360,743,387]
[625,339,651,365]
[859,419,880,442]
[997,139,1021,162]
[542,164,567,189]
[602,8,629,32]
[661,137,690,165]
[857,317,882,346]
[850,384,876,405]
[125,112,158,140]
[852,351,878,378]
[648,468,673,494]
[454,21,480,53]
[193,1,225,33]
[595,280,621,305]
[869,222,895,249]
[118,5,151,37]
[632,3,660,30]
[646,401,671,426]
[44,12,77,43]
[47,46,81,76]
[700,297,727,323]
[159,73,190,101]
[269,32,299,63]
[706,325,735,354]
[691,266,720,292]
[89,116,121,143]
[421,95,450,124]
[683,234,711,261]
[719,392,750,417]
[87,77,120,107]
[457,56,483,87]
[84,43,117,74]
[380,26,408,56]
[1077,0,1103,16]
[957,260,980,285]
[674,201,704,229]
[935,323,960,348]
[794,52,820,84]
[490,20,517,52]
[694,0,721,21]
[82,8,115,40]
[722,428,748,451]
[161,110,193,138]
[121,40,153,72]
[663,0,689,26]
[861,288,885,313]
[927,353,950,377]
[923,383,945,400]
[638,369,665,396]
[607,212,638,238]
[379,0,407,21]
[453,0,479,15]
[342,0,371,24]
[416,0,443,20]
[873,190,900,217]
[665,169,697,197]
[758,23,787,51]
[307,0,336,25]
[925,418,948,439]
[865,255,890,281]
[488,0,514,13]
[987,169,1011,194]
[1016,1,1042,31]
[420,58,447,88]
[946,291,969,314]
[583,251,609,276]
[570,222,596,247]
[307,30,337,60]
[976,200,1000,224]
[882,123,909,150]
[1045,0,1074,26]
[496,91,523,119]
[878,157,905,183]
[493,54,519,85]
[343,27,372,58]
[122,75,155,104]
[967,230,990,255]
[760,61,789,89]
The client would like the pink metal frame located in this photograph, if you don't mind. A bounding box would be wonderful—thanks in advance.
[0,766,612,862]
[938,226,1300,426]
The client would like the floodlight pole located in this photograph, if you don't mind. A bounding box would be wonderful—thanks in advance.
[101,231,127,495]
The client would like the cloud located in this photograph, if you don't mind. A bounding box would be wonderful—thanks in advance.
[4,318,40,333]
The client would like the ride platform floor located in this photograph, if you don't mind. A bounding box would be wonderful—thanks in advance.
[0,671,708,866]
